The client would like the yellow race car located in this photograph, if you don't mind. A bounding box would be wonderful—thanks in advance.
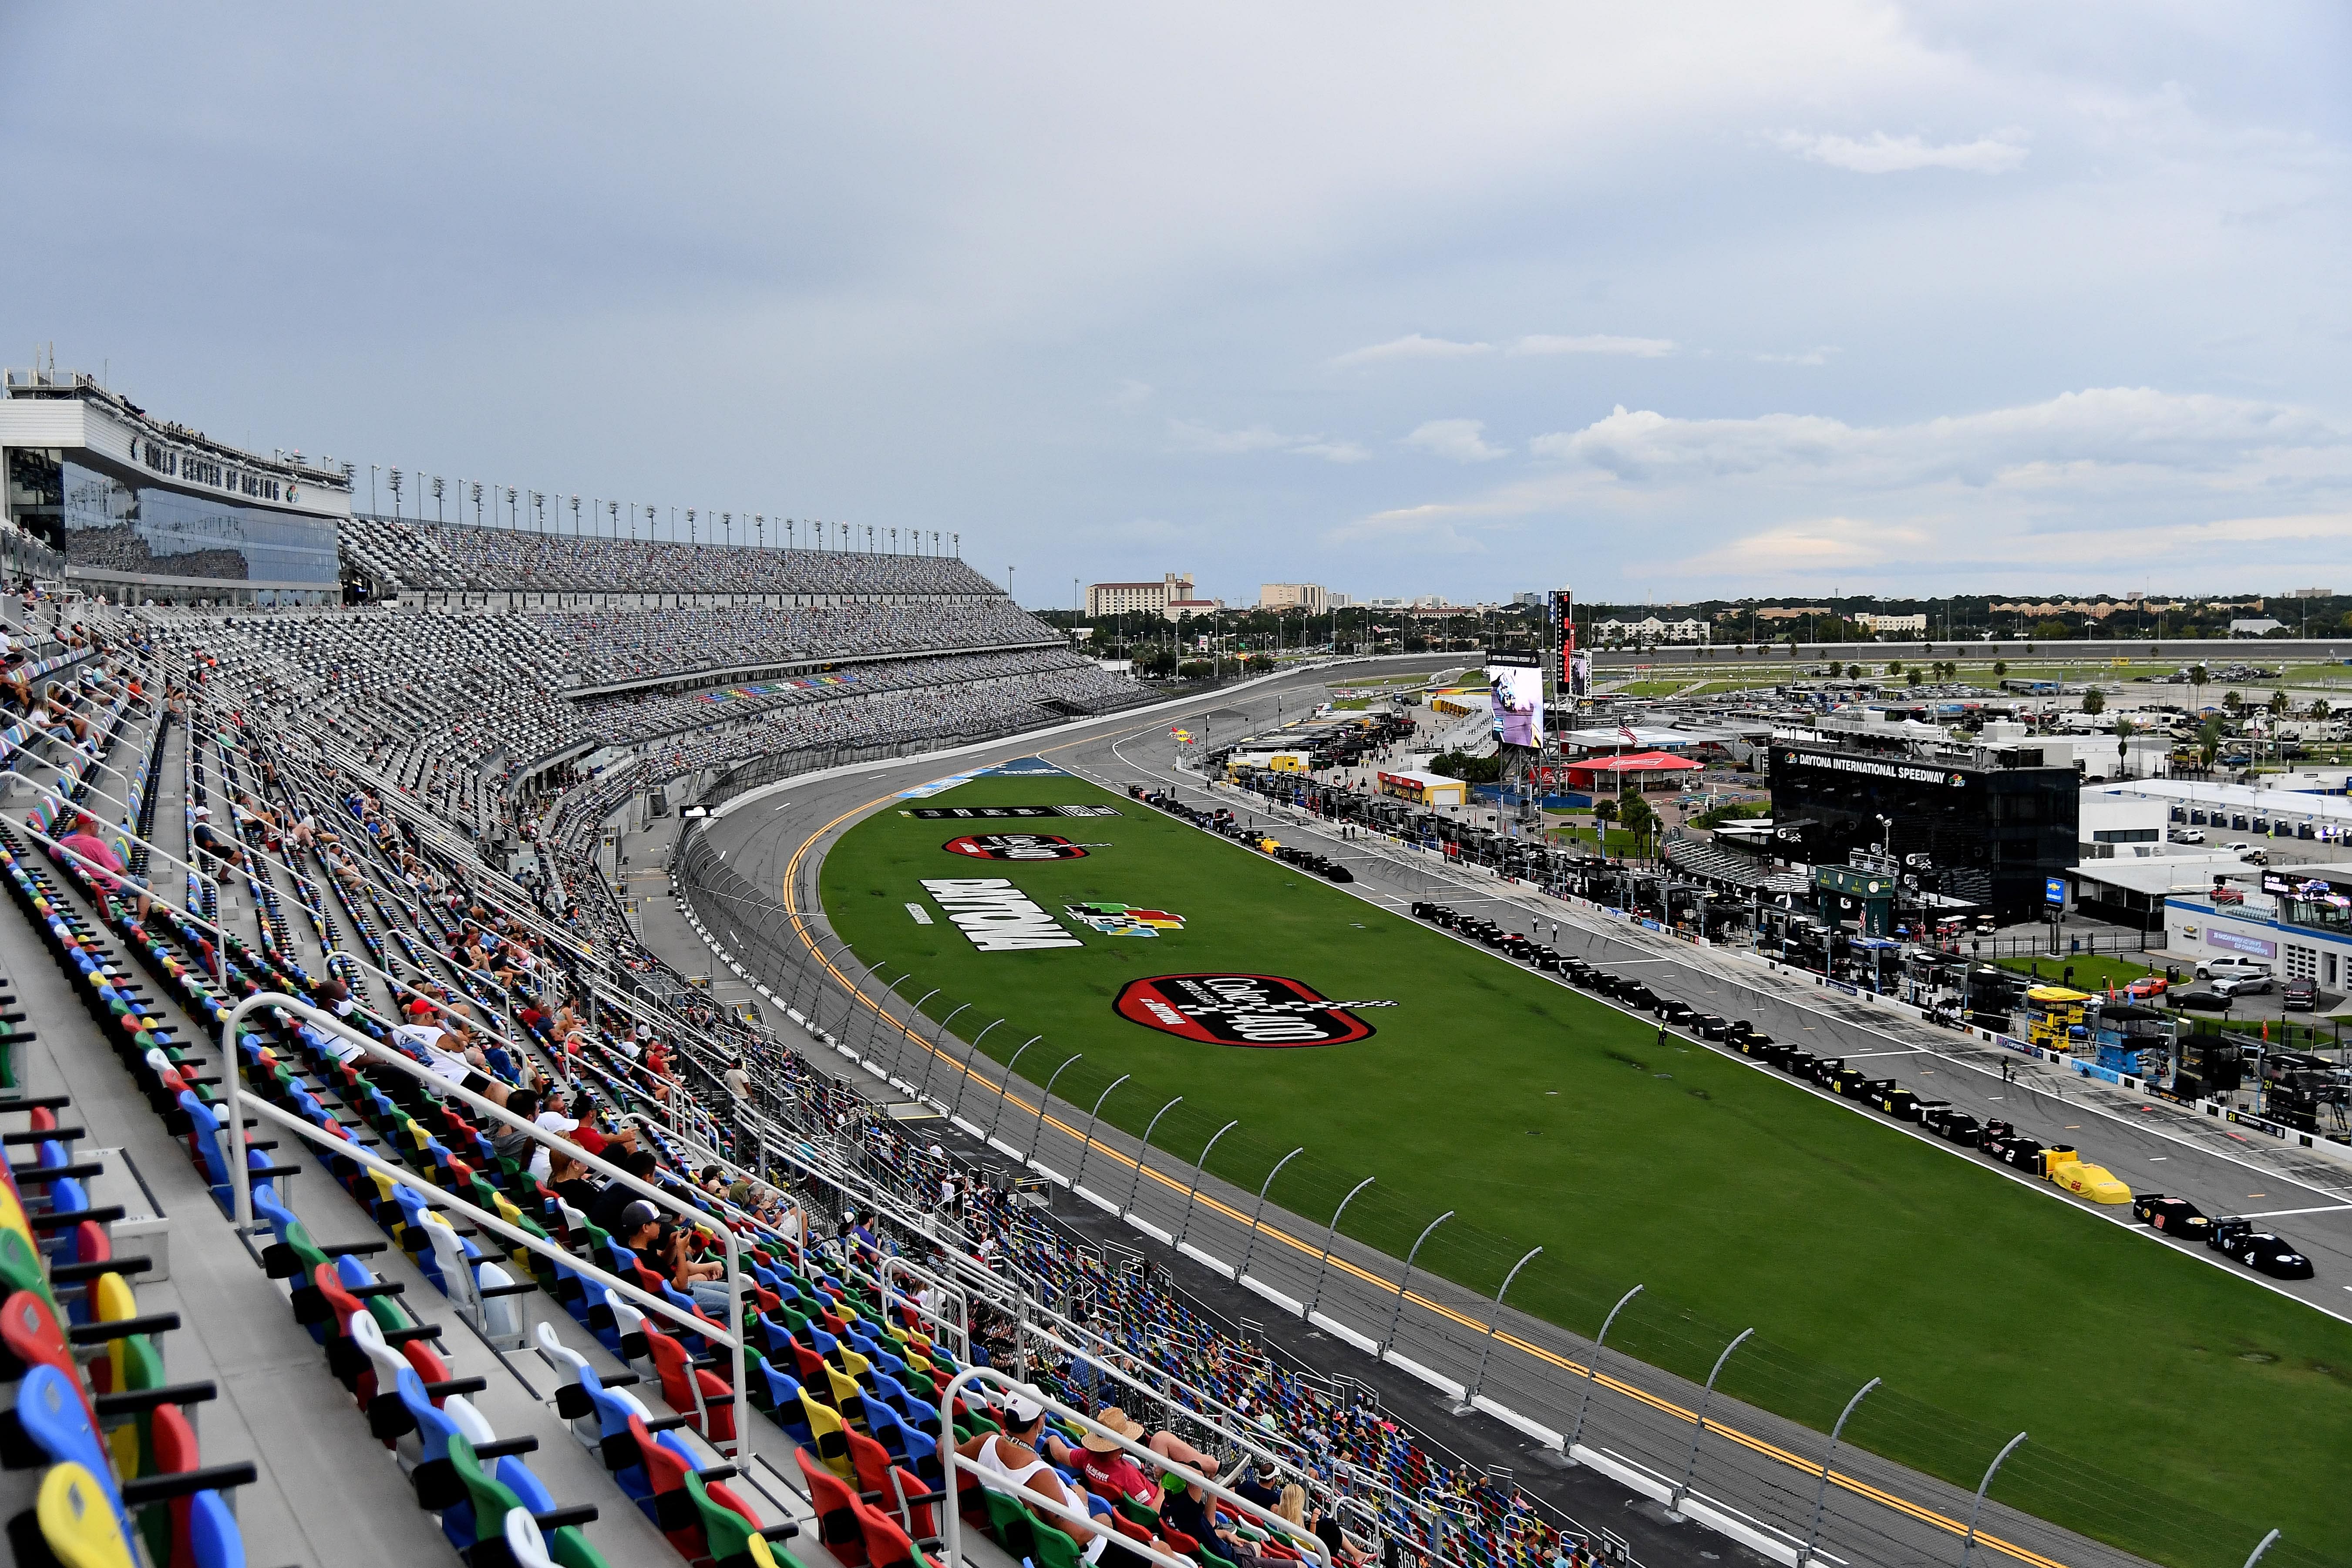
[2040,1146,2131,1205]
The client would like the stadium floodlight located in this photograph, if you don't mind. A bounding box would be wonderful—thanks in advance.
[431,475,444,522]
[786,518,795,550]
[608,500,618,539]
[470,481,483,525]
[570,495,580,538]
[754,514,764,549]
[723,511,733,547]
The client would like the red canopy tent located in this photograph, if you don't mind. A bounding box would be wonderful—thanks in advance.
[1560,750,1703,792]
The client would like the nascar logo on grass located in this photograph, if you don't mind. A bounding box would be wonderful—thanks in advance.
[1064,902,1183,938]
[1114,973,1392,1047]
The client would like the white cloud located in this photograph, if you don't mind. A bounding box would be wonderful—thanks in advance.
[1167,419,1292,454]
[1753,346,1839,367]
[1508,333,1677,358]
[1772,129,2029,175]
[1110,378,1153,407]
[1331,333,1493,368]
[1404,418,1509,463]
[1529,387,2344,488]
[1167,419,1368,463]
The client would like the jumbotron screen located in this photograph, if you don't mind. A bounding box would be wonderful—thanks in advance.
[1487,649,1544,748]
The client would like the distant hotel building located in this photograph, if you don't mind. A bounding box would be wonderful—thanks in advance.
[1258,582,1326,614]
[1087,572,1193,617]
[1854,612,1927,635]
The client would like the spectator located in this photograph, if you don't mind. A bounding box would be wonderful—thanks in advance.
[55,812,151,922]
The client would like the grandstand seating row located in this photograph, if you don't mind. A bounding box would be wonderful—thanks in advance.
[340,517,1003,599]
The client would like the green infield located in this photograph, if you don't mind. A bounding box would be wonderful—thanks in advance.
[818,764,2352,1564]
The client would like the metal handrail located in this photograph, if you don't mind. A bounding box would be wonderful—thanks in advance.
[216,990,750,1452]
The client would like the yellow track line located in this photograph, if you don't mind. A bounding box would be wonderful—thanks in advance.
[764,735,2069,1568]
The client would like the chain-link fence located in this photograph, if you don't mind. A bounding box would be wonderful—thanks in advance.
[673,824,2341,1568]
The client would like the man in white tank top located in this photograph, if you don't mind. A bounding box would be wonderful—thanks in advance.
[957,1391,1158,1568]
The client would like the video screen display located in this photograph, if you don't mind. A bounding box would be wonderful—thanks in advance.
[1487,649,1544,748]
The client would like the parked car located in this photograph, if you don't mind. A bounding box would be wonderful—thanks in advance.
[1874,1086,1924,1120]
[1657,1001,1695,1026]
[2130,1194,2214,1242]
[1620,984,1662,1010]
[2174,989,2232,1011]
[2212,973,2272,998]
[2194,956,2272,982]
[1921,1105,1982,1146]
[2282,978,2319,1011]
[2208,1218,2316,1280]
[2122,976,2169,1000]
[1692,1014,1731,1040]
[2170,828,2206,844]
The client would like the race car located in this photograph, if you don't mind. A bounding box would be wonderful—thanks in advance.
[1920,1104,1981,1145]
[2130,1194,2214,1242]
[2040,1146,2131,1205]
[1872,1085,1924,1121]
[1692,1014,1730,1040]
[1656,1000,1695,1026]
[1620,983,1662,1010]
[2207,1218,2316,1279]
[1980,1123,2045,1169]
[1780,1050,1822,1079]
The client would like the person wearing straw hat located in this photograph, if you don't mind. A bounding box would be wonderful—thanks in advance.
[959,1393,1161,1567]
[1078,1408,1164,1514]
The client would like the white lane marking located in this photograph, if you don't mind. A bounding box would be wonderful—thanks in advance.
[2238,1204,2352,1219]
[1834,1049,1925,1060]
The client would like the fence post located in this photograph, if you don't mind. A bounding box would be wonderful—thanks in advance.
[1124,1097,1184,1221]
[1460,1245,1541,1410]
[1799,1376,1879,1566]
[1071,1073,1130,1195]
[1961,1433,2028,1568]
[915,1003,971,1099]
[983,1038,1042,1146]
[1380,1210,1456,1357]
[1306,1176,1377,1318]
[1028,1054,1084,1165]
[1174,1120,1240,1251]
[1565,1283,1643,1461]
[1238,1148,1306,1281]
[887,988,941,1077]
[1666,1326,1753,1520]
[944,1019,1003,1124]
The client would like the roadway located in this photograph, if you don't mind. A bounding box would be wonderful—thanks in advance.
[688,657,2336,1568]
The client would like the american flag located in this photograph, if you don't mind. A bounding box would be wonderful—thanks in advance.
[1618,724,1639,746]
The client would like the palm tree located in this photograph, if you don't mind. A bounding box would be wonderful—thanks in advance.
[2115,717,2136,778]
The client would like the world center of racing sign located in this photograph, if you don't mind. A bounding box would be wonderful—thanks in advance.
[919,878,1085,952]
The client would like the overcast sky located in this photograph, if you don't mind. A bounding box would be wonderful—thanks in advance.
[5,3,2347,607]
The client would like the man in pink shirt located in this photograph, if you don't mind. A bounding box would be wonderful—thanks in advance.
[56,813,150,922]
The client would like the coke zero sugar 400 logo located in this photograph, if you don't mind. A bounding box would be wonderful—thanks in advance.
[943,832,1100,861]
[1113,974,1392,1048]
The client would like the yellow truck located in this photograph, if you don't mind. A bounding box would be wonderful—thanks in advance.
[2039,1145,2131,1205]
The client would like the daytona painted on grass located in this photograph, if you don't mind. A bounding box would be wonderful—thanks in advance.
[819,763,2352,1563]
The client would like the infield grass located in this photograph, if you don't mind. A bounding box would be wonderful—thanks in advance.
[820,767,2352,1564]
